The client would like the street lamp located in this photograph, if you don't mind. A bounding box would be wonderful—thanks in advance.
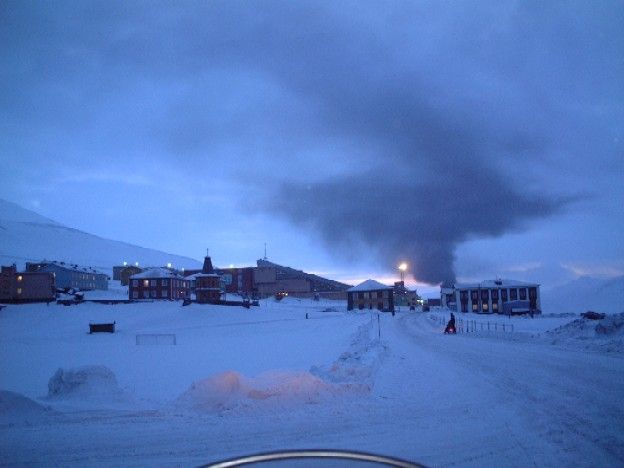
[398,262,408,282]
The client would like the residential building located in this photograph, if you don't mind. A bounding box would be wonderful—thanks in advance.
[442,279,541,314]
[0,265,55,303]
[129,268,189,300]
[26,261,108,290]
[347,279,395,312]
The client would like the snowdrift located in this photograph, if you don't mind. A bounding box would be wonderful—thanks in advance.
[547,313,624,352]
[47,365,125,402]
[311,322,386,385]
[176,324,381,413]
[175,370,368,413]
[0,390,59,425]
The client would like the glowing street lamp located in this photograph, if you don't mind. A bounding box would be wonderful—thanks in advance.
[398,262,408,282]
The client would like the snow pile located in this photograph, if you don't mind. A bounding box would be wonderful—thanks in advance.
[175,369,367,413]
[0,390,58,425]
[47,365,125,401]
[546,313,624,352]
[311,323,386,386]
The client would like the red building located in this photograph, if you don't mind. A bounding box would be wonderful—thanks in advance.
[0,265,55,303]
[129,268,189,300]
[215,267,255,295]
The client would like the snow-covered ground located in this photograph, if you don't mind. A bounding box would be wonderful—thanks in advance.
[1,299,623,466]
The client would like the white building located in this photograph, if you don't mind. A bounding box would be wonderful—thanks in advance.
[441,279,541,314]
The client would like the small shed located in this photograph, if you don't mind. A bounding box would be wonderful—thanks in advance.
[347,279,394,312]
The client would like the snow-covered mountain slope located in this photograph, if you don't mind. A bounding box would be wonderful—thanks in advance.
[541,275,624,314]
[0,199,202,273]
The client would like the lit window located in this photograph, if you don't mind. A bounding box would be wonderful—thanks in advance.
[17,275,23,282]
[143,280,149,287]
[17,288,22,294]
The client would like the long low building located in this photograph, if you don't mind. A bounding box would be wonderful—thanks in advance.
[442,279,541,314]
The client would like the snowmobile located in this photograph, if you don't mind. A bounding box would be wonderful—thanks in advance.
[443,313,456,334]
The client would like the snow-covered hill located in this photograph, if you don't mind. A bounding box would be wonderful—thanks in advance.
[541,275,624,314]
[0,198,202,274]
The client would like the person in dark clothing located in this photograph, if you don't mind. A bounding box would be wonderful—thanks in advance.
[444,313,456,334]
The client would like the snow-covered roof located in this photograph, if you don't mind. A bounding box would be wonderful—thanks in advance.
[130,268,183,279]
[38,261,107,276]
[348,279,393,292]
[453,279,539,289]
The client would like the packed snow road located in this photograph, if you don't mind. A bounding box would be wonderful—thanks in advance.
[375,313,624,466]
[1,303,623,466]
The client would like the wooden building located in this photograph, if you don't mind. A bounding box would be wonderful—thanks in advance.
[0,265,55,303]
[129,268,189,300]
[119,266,142,286]
[347,279,394,312]
[195,273,222,303]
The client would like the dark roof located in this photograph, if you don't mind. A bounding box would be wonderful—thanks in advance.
[202,256,214,274]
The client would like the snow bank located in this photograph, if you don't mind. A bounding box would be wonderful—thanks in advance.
[47,365,124,401]
[175,369,368,413]
[311,322,386,385]
[546,313,624,352]
[0,390,58,425]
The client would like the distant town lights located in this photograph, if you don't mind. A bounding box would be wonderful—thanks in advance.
[135,262,139,267]
[123,261,127,266]
[167,263,172,268]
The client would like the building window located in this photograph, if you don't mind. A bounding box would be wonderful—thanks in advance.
[151,290,156,298]
[17,275,23,282]
[519,288,527,300]
[472,303,478,311]
[501,289,508,302]
[150,280,156,287]
[17,288,22,294]
[133,280,138,287]
[162,279,168,286]
[133,291,138,299]
[161,289,167,297]
[143,280,149,287]
[510,289,518,301]
[471,290,478,301]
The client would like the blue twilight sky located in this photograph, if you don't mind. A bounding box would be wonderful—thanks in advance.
[1,1,623,295]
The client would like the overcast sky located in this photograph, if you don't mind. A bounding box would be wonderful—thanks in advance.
[1,1,623,294]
